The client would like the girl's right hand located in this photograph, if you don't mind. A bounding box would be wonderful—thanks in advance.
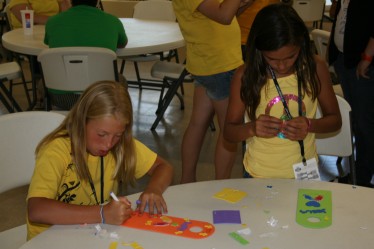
[103,199,133,225]
[251,114,282,138]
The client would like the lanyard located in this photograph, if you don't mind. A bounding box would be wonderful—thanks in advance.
[88,156,105,205]
[268,66,307,165]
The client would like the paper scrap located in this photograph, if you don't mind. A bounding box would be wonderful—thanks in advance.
[213,210,241,224]
[213,188,247,203]
[229,232,249,245]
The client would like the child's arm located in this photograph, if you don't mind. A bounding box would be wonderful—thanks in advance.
[27,196,132,225]
[197,0,247,25]
[283,55,342,141]
[311,56,342,133]
[224,65,282,143]
[137,156,173,216]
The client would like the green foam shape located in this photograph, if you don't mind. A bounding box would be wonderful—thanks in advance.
[296,189,332,229]
[229,232,249,245]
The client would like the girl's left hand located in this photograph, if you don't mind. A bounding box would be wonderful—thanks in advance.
[136,190,167,217]
[281,116,309,141]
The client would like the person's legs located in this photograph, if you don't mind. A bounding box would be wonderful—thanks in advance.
[351,65,374,186]
[212,97,238,179]
[335,53,374,186]
[333,53,355,108]
[180,85,214,183]
[180,70,237,183]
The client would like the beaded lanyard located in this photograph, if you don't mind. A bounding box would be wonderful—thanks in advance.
[268,66,307,165]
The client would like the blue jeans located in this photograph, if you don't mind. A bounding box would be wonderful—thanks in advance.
[192,70,235,100]
[334,52,374,186]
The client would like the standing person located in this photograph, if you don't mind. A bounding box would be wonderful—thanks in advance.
[237,0,279,59]
[172,0,252,183]
[328,0,374,187]
[44,0,127,52]
[224,3,341,179]
[27,81,173,240]
[8,0,71,29]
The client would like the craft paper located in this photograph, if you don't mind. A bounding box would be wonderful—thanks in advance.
[296,189,332,228]
[122,212,215,239]
[213,188,247,203]
[213,210,242,224]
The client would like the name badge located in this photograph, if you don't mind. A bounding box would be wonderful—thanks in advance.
[293,158,321,180]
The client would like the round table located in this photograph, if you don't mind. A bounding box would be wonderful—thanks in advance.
[1,18,185,110]
[1,18,185,57]
[18,178,374,249]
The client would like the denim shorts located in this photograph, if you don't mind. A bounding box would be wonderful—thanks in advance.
[192,70,235,100]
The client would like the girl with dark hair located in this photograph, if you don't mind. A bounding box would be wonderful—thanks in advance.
[224,3,341,179]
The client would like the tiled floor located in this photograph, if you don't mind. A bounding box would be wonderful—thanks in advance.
[0,40,348,232]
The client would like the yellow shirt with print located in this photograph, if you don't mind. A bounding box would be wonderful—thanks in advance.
[244,74,318,178]
[26,136,157,240]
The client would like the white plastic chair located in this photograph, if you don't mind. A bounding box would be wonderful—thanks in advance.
[37,47,119,110]
[292,0,326,29]
[316,95,355,184]
[311,29,330,59]
[3,4,33,108]
[150,61,190,130]
[310,29,343,97]
[0,61,28,113]
[119,0,179,88]
[0,111,65,249]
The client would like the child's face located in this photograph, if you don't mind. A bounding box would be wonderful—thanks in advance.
[86,116,126,157]
[262,44,300,77]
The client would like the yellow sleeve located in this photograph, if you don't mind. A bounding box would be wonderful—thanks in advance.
[27,138,71,200]
[134,139,157,179]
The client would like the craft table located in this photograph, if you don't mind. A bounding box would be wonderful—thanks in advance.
[18,178,374,249]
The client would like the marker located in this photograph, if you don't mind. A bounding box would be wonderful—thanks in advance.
[110,192,132,207]
[110,192,119,202]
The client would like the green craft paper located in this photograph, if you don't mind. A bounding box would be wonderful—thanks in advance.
[296,189,332,228]
[229,232,249,245]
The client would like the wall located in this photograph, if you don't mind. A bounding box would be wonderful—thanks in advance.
[101,0,142,18]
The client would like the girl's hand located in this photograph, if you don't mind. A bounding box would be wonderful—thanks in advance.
[251,114,282,138]
[356,59,371,79]
[282,116,309,141]
[103,198,133,225]
[136,190,167,217]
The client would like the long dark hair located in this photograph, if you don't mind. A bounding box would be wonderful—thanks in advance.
[241,3,320,120]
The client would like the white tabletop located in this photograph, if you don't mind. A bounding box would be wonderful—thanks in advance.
[1,18,185,57]
[19,178,374,249]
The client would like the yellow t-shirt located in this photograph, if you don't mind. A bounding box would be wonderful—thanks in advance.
[8,0,61,29]
[26,136,157,240]
[237,0,280,45]
[173,0,243,75]
[244,74,318,178]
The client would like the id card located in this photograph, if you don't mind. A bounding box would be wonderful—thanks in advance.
[293,158,321,180]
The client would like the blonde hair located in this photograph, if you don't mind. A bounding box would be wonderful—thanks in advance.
[36,81,137,186]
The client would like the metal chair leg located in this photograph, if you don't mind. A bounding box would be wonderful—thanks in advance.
[151,69,188,130]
